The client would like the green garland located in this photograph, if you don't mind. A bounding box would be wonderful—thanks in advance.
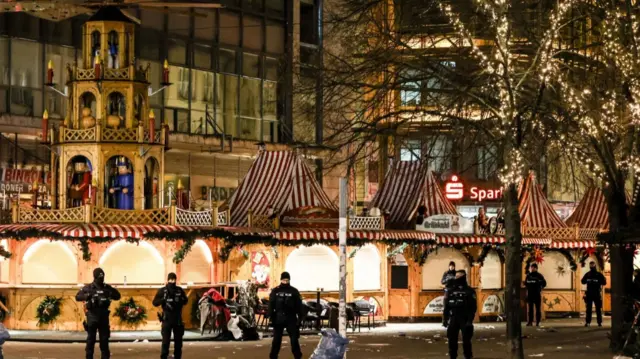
[36,296,62,326]
[114,297,147,326]
[477,245,506,266]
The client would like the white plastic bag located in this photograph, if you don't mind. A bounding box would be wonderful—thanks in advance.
[310,329,349,359]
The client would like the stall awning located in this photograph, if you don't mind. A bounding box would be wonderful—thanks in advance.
[228,151,337,227]
[550,239,596,249]
[274,228,435,241]
[436,234,552,246]
[565,187,608,229]
[370,162,458,228]
[0,223,198,239]
[519,172,566,228]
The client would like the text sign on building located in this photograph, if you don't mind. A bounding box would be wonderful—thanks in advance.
[0,168,50,194]
[444,175,503,202]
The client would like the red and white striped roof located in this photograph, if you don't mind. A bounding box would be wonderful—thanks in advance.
[550,239,595,249]
[518,172,566,228]
[228,151,337,227]
[370,161,458,228]
[0,223,197,239]
[565,187,608,229]
[436,234,552,246]
[275,228,435,241]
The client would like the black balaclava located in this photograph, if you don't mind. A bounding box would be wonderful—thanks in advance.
[280,271,291,286]
[589,262,597,272]
[93,267,105,286]
[167,272,177,290]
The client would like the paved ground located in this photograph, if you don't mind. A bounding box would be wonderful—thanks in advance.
[1,319,614,359]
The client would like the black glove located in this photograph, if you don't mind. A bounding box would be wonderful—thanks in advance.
[442,321,448,328]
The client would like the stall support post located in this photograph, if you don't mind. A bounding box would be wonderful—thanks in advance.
[339,177,348,337]
[316,288,322,330]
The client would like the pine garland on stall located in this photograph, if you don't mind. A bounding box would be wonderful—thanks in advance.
[114,297,147,326]
[36,296,63,326]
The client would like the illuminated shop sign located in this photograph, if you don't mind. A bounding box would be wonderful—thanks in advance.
[444,175,503,201]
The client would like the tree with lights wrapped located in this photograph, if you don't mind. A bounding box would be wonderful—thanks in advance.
[311,1,573,358]
[538,0,640,351]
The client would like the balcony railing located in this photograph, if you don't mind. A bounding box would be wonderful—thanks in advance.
[70,65,149,83]
[12,203,229,227]
[55,125,166,145]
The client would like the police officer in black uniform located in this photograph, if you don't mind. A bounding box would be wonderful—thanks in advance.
[442,261,457,326]
[153,272,188,359]
[443,270,477,359]
[75,267,121,359]
[581,261,606,327]
[268,272,303,359]
[524,263,546,326]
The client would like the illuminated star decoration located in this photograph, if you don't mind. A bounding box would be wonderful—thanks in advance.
[584,247,596,257]
[533,247,544,264]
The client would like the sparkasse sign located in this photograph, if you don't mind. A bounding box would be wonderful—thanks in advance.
[444,175,503,202]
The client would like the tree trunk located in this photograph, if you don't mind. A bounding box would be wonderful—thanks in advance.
[605,186,633,350]
[504,182,525,359]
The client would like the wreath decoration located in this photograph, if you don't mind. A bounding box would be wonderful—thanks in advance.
[0,294,8,322]
[36,296,63,326]
[476,245,505,266]
[114,297,147,325]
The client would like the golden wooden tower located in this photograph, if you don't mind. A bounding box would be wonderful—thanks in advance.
[45,7,168,211]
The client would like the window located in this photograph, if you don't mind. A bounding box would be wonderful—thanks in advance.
[399,69,421,106]
[300,2,317,44]
[8,13,39,40]
[427,137,451,172]
[191,69,214,135]
[265,57,279,81]
[263,81,278,142]
[243,53,260,78]
[219,48,237,74]
[266,21,285,54]
[168,13,190,37]
[216,73,238,137]
[165,108,189,133]
[477,143,498,180]
[266,0,285,16]
[194,45,212,69]
[194,10,216,41]
[0,38,8,87]
[138,28,161,61]
[400,140,421,161]
[45,45,75,119]
[219,10,240,46]
[141,9,164,31]
[145,61,162,106]
[168,39,187,65]
[11,39,43,116]
[243,0,264,11]
[165,66,189,108]
[424,61,455,101]
[243,16,263,50]
[239,77,261,141]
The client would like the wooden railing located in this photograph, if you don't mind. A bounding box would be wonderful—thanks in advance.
[13,203,228,227]
[53,125,166,146]
[71,65,149,82]
[247,211,385,230]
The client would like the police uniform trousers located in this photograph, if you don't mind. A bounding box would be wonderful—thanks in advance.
[447,320,474,359]
[527,295,542,324]
[85,315,111,359]
[585,294,603,325]
[161,321,185,359]
[269,322,302,359]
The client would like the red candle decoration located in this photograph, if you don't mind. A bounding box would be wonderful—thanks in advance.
[162,59,169,84]
[46,60,54,85]
[94,56,101,79]
[148,110,156,142]
[41,110,49,143]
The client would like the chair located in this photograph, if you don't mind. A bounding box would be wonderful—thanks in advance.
[352,299,375,331]
[254,298,270,331]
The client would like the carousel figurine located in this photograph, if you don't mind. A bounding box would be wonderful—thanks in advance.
[476,207,490,233]
[109,157,134,210]
[69,161,92,207]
